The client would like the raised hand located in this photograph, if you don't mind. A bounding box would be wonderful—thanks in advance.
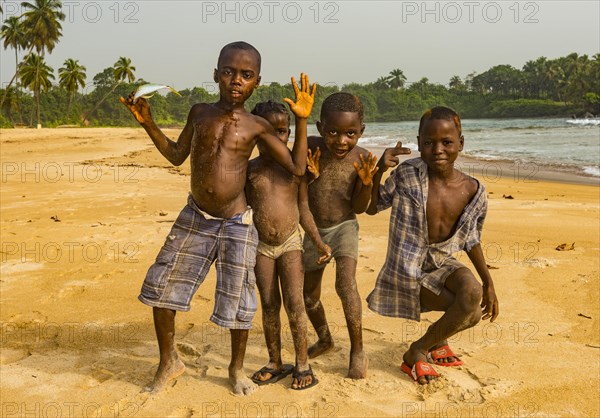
[379,141,411,172]
[284,73,316,119]
[307,147,321,179]
[119,92,153,125]
[353,152,379,186]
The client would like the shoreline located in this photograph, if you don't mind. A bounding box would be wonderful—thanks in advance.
[2,127,598,186]
[365,145,600,186]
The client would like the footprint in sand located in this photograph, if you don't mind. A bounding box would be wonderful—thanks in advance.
[177,342,202,358]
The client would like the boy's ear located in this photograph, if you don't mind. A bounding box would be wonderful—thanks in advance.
[256,75,261,87]
[459,135,464,151]
[417,135,421,152]
[213,69,218,83]
[360,124,366,136]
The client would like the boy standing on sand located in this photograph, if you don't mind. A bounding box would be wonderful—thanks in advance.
[366,106,499,385]
[120,41,316,395]
[302,92,411,379]
[246,100,331,390]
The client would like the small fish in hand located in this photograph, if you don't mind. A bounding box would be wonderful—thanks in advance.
[133,84,181,103]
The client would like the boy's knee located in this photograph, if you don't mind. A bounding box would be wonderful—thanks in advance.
[465,284,483,309]
[469,308,482,327]
[334,279,357,298]
[283,296,304,316]
[304,295,320,312]
[456,275,482,313]
[262,302,281,317]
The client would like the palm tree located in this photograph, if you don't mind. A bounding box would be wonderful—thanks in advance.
[20,0,65,55]
[58,58,86,113]
[374,76,391,90]
[84,57,136,121]
[20,53,54,127]
[449,75,464,91]
[0,16,27,112]
[388,68,407,89]
[1,86,21,121]
[113,56,136,84]
[1,0,64,108]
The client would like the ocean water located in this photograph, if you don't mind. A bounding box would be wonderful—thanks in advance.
[305,118,600,179]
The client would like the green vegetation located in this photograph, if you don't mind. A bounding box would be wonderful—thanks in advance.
[1,3,599,127]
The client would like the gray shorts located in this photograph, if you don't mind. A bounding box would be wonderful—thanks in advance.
[139,195,259,329]
[303,218,359,272]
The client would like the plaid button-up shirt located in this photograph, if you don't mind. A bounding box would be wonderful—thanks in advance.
[367,158,487,321]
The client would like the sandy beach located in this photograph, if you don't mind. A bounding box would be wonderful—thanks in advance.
[1,127,598,417]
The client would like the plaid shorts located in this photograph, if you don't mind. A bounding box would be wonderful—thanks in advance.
[139,195,259,329]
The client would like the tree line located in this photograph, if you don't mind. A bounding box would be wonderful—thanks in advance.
[1,1,599,127]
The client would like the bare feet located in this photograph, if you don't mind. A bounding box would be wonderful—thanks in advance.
[308,338,334,359]
[144,358,186,393]
[229,367,258,396]
[403,345,436,385]
[347,350,368,379]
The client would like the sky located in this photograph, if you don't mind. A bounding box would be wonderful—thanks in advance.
[1,0,599,94]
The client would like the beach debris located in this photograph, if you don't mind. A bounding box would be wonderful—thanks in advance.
[486,264,499,270]
[133,84,181,103]
[50,215,61,222]
[578,313,592,319]
[159,211,168,216]
[555,242,575,251]
[502,194,514,199]
[585,344,600,349]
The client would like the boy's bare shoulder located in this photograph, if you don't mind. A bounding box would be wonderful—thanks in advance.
[186,103,216,124]
[247,112,274,135]
[457,169,479,199]
[189,102,211,115]
[354,144,370,156]
[348,144,370,162]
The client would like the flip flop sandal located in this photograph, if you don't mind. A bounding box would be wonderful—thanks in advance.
[251,364,293,386]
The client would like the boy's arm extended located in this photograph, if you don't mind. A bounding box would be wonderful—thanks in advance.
[259,74,316,176]
[120,94,195,166]
[466,244,499,322]
[366,141,411,215]
[299,175,332,264]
